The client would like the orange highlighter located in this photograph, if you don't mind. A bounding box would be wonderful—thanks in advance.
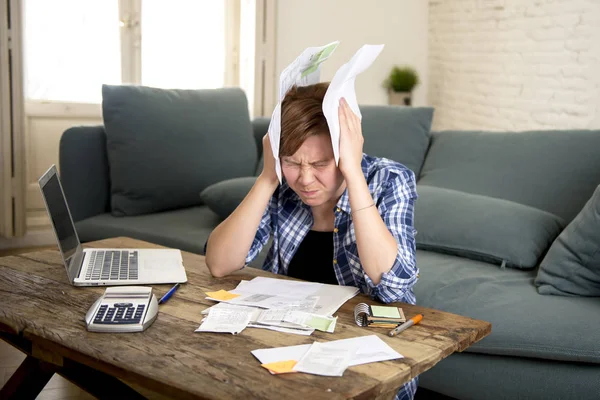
[388,314,423,337]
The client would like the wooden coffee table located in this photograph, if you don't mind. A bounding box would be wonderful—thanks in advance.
[0,237,491,399]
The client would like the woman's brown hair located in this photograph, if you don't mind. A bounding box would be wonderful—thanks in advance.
[279,82,330,158]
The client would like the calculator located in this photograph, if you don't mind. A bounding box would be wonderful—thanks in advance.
[85,286,158,333]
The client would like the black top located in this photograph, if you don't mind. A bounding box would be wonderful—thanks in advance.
[287,230,338,285]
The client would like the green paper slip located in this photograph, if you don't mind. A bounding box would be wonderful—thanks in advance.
[306,316,336,332]
[371,306,401,319]
[300,42,339,78]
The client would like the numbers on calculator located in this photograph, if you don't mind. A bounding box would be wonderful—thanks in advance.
[93,303,146,325]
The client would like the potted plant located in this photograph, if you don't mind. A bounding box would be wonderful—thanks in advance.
[384,66,419,106]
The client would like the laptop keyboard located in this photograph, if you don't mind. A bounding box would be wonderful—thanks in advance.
[85,250,138,281]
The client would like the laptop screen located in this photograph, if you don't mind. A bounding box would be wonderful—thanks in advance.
[41,173,79,261]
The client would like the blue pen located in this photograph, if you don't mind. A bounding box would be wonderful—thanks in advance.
[158,283,181,304]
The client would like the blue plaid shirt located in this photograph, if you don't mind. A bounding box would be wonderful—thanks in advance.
[245,153,419,304]
[204,154,419,398]
[246,154,420,399]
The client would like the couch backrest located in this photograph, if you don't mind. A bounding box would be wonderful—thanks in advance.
[102,85,257,216]
[252,105,435,178]
[360,106,434,177]
[418,130,600,222]
[252,117,269,176]
[59,126,111,222]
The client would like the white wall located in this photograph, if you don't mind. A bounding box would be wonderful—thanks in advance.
[429,0,600,131]
[275,0,429,106]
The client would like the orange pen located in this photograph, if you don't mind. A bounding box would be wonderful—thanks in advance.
[388,314,423,337]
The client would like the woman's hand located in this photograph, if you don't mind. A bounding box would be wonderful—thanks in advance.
[259,133,279,186]
[338,97,364,180]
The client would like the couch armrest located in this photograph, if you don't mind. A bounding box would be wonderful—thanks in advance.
[59,126,111,222]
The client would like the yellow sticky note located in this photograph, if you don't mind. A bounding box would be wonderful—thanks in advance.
[261,360,297,374]
[205,290,240,301]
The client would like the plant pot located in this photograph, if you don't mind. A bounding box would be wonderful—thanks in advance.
[388,90,412,106]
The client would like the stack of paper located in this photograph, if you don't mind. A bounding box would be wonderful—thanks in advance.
[252,335,403,376]
[196,277,358,335]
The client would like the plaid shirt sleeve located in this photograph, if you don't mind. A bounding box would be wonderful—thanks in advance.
[244,196,275,265]
[363,167,419,304]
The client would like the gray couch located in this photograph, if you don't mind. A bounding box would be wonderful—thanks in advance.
[59,86,600,399]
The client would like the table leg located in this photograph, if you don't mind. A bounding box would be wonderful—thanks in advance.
[1,332,146,400]
[0,355,55,399]
[57,357,146,400]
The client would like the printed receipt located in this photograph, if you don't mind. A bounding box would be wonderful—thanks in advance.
[293,341,358,377]
[195,308,252,335]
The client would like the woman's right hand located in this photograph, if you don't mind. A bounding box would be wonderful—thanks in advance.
[259,133,278,185]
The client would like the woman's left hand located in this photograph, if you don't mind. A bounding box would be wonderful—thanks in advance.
[338,97,364,180]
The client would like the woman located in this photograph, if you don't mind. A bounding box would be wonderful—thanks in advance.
[205,82,419,399]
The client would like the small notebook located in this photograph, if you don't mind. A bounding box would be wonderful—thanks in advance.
[354,303,406,328]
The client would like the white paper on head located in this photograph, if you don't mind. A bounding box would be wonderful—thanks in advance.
[267,41,340,182]
[322,44,385,165]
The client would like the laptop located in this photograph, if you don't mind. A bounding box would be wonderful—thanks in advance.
[38,165,188,287]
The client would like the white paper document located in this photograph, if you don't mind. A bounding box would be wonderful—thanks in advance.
[322,44,384,165]
[237,277,321,298]
[248,323,314,336]
[227,293,310,309]
[200,302,261,320]
[255,309,312,330]
[228,277,358,316]
[202,278,357,336]
[251,335,403,368]
[293,341,358,377]
[195,308,252,335]
[268,41,339,182]
[267,42,384,181]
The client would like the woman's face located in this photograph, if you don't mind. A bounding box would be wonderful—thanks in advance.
[281,134,345,208]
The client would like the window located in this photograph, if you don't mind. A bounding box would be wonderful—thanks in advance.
[141,1,226,89]
[23,0,121,103]
[23,0,247,104]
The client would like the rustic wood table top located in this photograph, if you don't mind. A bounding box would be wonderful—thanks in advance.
[0,237,491,400]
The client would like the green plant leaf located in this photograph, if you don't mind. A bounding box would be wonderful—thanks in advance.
[385,66,419,92]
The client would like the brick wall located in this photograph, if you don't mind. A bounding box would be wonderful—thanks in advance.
[428,0,600,131]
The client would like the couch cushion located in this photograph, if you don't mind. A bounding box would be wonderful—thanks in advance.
[414,250,600,364]
[535,185,600,296]
[360,106,434,177]
[102,84,257,216]
[199,177,257,220]
[75,206,221,255]
[418,130,600,223]
[420,351,600,400]
[415,185,565,269]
